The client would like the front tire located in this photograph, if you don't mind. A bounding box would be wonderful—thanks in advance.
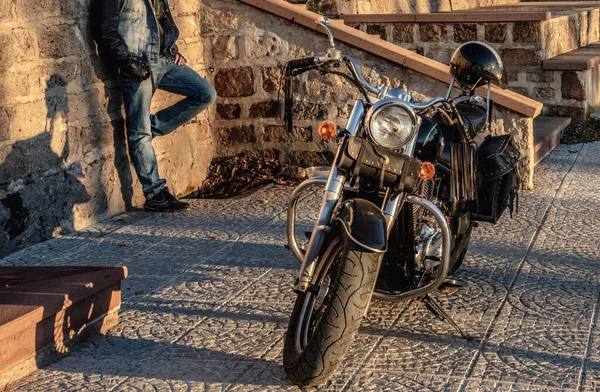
[283,235,379,387]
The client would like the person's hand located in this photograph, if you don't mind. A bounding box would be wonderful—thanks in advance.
[121,58,150,81]
[174,53,187,66]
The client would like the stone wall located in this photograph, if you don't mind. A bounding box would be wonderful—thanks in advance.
[202,0,535,188]
[309,0,521,16]
[0,0,214,257]
[351,10,600,120]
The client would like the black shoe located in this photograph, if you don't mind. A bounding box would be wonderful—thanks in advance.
[144,188,190,212]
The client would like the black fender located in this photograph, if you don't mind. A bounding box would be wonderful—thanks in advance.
[333,198,387,253]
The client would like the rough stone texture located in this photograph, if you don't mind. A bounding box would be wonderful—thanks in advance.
[217,125,256,146]
[0,0,213,258]
[216,103,242,120]
[513,21,542,44]
[4,142,600,391]
[366,24,387,40]
[392,24,414,44]
[249,100,281,119]
[562,71,586,101]
[419,24,447,42]
[261,67,282,94]
[263,125,312,143]
[546,105,587,121]
[485,24,507,43]
[454,24,477,43]
[214,68,254,97]
[502,49,541,67]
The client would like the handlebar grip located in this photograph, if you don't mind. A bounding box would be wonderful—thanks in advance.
[288,57,316,69]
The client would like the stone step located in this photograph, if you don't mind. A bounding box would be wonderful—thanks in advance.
[543,41,600,70]
[533,116,571,165]
[0,266,128,389]
[342,2,600,63]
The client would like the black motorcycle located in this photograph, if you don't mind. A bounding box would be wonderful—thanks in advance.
[283,17,520,386]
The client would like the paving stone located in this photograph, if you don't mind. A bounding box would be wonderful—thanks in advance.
[5,143,600,391]
[163,303,290,361]
[9,355,142,391]
[347,371,462,391]
[114,359,255,391]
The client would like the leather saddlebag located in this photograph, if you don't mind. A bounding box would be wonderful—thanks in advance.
[472,134,520,223]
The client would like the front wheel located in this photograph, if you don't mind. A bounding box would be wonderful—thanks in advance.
[283,235,379,386]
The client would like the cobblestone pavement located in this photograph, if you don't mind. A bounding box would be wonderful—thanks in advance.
[3,143,600,391]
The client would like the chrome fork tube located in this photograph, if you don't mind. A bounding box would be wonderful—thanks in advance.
[293,101,365,293]
[294,165,345,292]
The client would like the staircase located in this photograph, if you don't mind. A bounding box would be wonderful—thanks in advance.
[334,1,600,163]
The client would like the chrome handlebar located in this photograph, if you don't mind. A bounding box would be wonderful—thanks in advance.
[314,18,481,112]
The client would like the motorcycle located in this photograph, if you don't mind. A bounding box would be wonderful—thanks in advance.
[283,17,520,386]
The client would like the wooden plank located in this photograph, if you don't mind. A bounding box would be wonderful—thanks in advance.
[341,11,551,24]
[240,0,543,118]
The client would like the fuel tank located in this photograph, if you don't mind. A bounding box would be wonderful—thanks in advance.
[415,117,445,164]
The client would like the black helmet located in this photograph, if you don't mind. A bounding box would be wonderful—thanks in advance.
[450,41,507,92]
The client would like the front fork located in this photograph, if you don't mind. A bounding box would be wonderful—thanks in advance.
[288,101,452,295]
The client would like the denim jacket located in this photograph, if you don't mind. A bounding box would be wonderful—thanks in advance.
[98,0,180,66]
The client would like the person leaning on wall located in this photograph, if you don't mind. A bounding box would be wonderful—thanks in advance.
[95,0,217,212]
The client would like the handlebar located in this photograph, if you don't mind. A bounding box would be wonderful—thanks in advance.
[287,57,317,70]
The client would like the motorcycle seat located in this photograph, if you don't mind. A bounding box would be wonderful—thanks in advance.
[457,103,487,137]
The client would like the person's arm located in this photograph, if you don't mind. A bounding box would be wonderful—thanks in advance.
[99,0,150,80]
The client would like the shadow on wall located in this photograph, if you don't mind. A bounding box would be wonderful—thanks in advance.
[0,76,90,257]
[0,0,135,257]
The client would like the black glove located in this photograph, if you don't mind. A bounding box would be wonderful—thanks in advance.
[120,58,150,81]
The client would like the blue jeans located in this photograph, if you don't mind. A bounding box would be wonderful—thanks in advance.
[119,57,217,199]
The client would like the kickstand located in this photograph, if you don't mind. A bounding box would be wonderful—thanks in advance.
[421,294,482,342]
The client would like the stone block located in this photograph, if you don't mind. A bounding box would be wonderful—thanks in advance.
[454,24,477,43]
[0,110,8,142]
[392,24,413,44]
[288,150,334,167]
[263,125,312,142]
[217,125,256,146]
[174,15,200,42]
[293,101,329,120]
[561,71,586,101]
[534,87,556,100]
[513,22,542,43]
[262,66,282,93]
[38,25,82,59]
[14,0,60,20]
[214,67,254,97]
[485,24,507,43]
[419,24,447,42]
[216,103,241,120]
[249,100,281,119]
[366,24,387,40]
[245,33,287,58]
[546,105,586,121]
[7,100,47,141]
[0,0,12,23]
[507,71,519,82]
[212,35,238,59]
[527,71,555,83]
[0,30,37,65]
[502,49,540,67]
[175,0,200,15]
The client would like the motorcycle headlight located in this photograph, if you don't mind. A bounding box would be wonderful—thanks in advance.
[368,102,418,149]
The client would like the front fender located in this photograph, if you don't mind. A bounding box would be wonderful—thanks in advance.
[333,199,387,253]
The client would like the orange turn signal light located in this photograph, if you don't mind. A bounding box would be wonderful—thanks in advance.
[318,121,337,140]
[419,161,436,181]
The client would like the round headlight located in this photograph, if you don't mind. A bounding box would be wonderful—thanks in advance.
[368,103,417,149]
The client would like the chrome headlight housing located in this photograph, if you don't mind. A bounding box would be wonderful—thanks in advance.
[367,99,419,149]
